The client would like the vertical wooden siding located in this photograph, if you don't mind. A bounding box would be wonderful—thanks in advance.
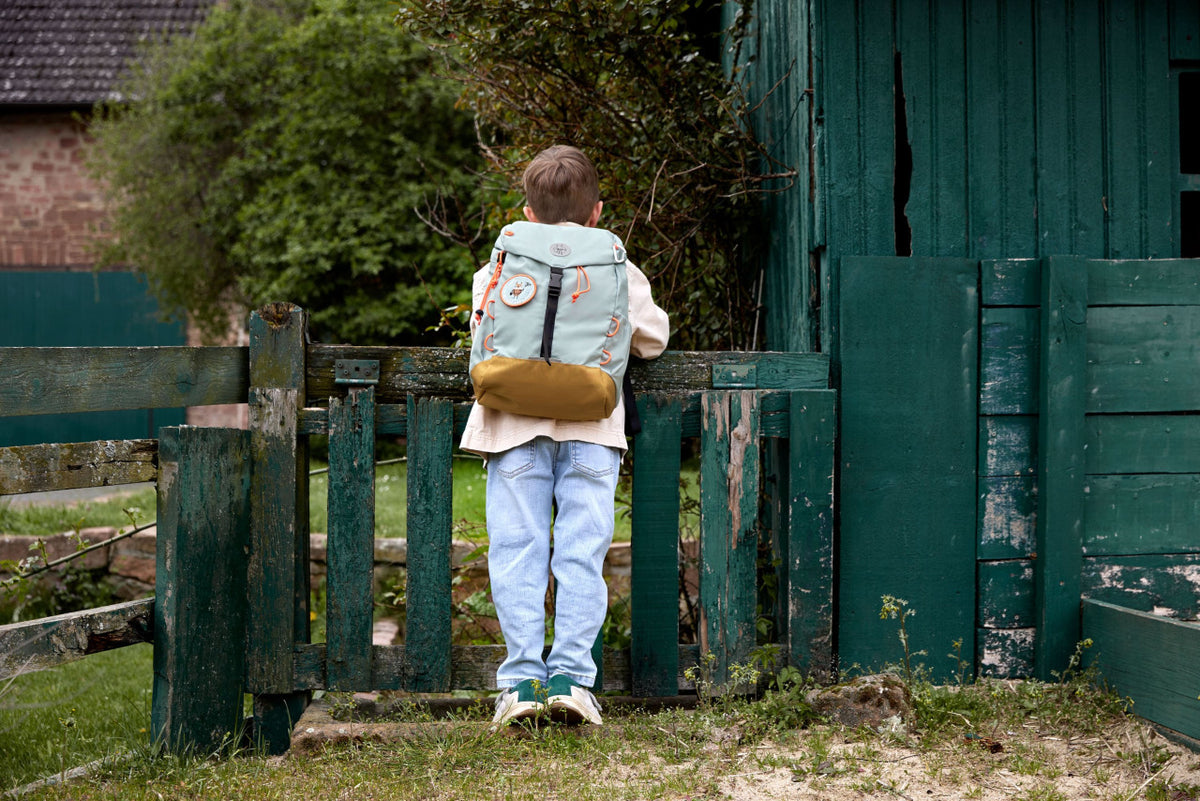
[762,1,1191,351]
[753,0,820,353]
[977,257,1200,677]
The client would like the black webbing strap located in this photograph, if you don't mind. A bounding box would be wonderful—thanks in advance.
[622,369,641,436]
[540,266,565,363]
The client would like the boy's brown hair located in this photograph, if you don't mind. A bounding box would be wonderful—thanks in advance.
[522,145,600,225]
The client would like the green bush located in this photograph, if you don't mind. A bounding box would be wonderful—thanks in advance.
[88,0,486,345]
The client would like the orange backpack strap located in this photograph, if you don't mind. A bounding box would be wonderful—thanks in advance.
[475,251,506,323]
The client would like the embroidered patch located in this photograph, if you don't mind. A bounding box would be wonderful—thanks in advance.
[548,242,572,258]
[501,274,537,306]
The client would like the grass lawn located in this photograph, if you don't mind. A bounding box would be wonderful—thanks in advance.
[11,669,1200,801]
[0,452,697,790]
[1,454,685,543]
[0,644,153,792]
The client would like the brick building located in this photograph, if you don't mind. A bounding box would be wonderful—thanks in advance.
[0,0,236,445]
[1,0,214,267]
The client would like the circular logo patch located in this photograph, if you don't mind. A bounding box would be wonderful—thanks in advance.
[501,274,537,306]
[548,242,572,258]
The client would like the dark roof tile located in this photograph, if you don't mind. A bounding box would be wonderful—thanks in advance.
[0,0,214,104]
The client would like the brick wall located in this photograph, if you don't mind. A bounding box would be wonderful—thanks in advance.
[0,112,108,266]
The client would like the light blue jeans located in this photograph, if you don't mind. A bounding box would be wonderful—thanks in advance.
[486,437,619,689]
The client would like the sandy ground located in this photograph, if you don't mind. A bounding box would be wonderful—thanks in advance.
[716,719,1200,801]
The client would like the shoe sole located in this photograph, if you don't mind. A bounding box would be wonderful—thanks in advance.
[547,696,602,726]
[493,700,542,726]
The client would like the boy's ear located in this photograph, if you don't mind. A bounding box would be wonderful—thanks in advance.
[585,201,603,228]
[523,205,540,223]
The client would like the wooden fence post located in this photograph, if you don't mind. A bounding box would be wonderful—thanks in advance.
[1034,256,1088,679]
[247,303,310,753]
[152,426,250,753]
[326,386,376,690]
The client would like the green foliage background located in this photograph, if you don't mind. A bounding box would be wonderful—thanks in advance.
[399,0,790,350]
[88,0,485,345]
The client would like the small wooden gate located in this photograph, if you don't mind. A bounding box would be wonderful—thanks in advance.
[150,304,836,752]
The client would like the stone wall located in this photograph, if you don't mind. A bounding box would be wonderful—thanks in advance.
[0,529,635,605]
[0,112,107,266]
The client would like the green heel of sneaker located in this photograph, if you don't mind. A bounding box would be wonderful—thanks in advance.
[492,678,544,726]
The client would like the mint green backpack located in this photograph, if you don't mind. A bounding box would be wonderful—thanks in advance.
[469,221,632,421]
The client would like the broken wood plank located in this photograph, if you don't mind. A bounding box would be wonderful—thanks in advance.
[0,598,153,679]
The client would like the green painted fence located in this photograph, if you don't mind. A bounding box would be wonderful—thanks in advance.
[0,303,836,756]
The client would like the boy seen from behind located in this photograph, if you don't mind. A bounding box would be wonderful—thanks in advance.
[460,145,669,726]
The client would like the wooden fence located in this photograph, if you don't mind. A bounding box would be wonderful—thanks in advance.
[0,303,836,754]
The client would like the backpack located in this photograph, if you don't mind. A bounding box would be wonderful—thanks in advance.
[469,221,632,421]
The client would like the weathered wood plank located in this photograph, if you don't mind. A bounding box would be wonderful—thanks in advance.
[246,304,311,755]
[630,395,682,697]
[1084,475,1200,556]
[152,426,250,753]
[977,475,1036,560]
[0,346,247,417]
[976,627,1034,679]
[0,439,157,496]
[301,391,807,440]
[1086,415,1200,475]
[1083,599,1200,741]
[292,643,704,693]
[0,598,153,679]
[1034,256,1088,679]
[977,559,1035,628]
[979,307,1038,415]
[1088,260,1200,305]
[839,257,979,679]
[1086,306,1200,413]
[967,0,1037,258]
[1035,0,1105,257]
[404,395,454,692]
[1103,1,1175,259]
[820,0,895,258]
[978,415,1037,477]
[326,387,376,690]
[981,260,1039,306]
[306,347,829,404]
[699,390,760,691]
[900,0,969,258]
[1083,555,1200,619]
[786,390,836,681]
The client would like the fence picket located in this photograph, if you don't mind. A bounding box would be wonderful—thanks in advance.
[699,390,760,691]
[631,395,683,696]
[404,395,454,692]
[152,426,250,753]
[247,304,311,754]
[326,387,376,689]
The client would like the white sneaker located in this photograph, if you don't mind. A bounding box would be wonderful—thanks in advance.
[545,674,603,725]
[492,679,544,726]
